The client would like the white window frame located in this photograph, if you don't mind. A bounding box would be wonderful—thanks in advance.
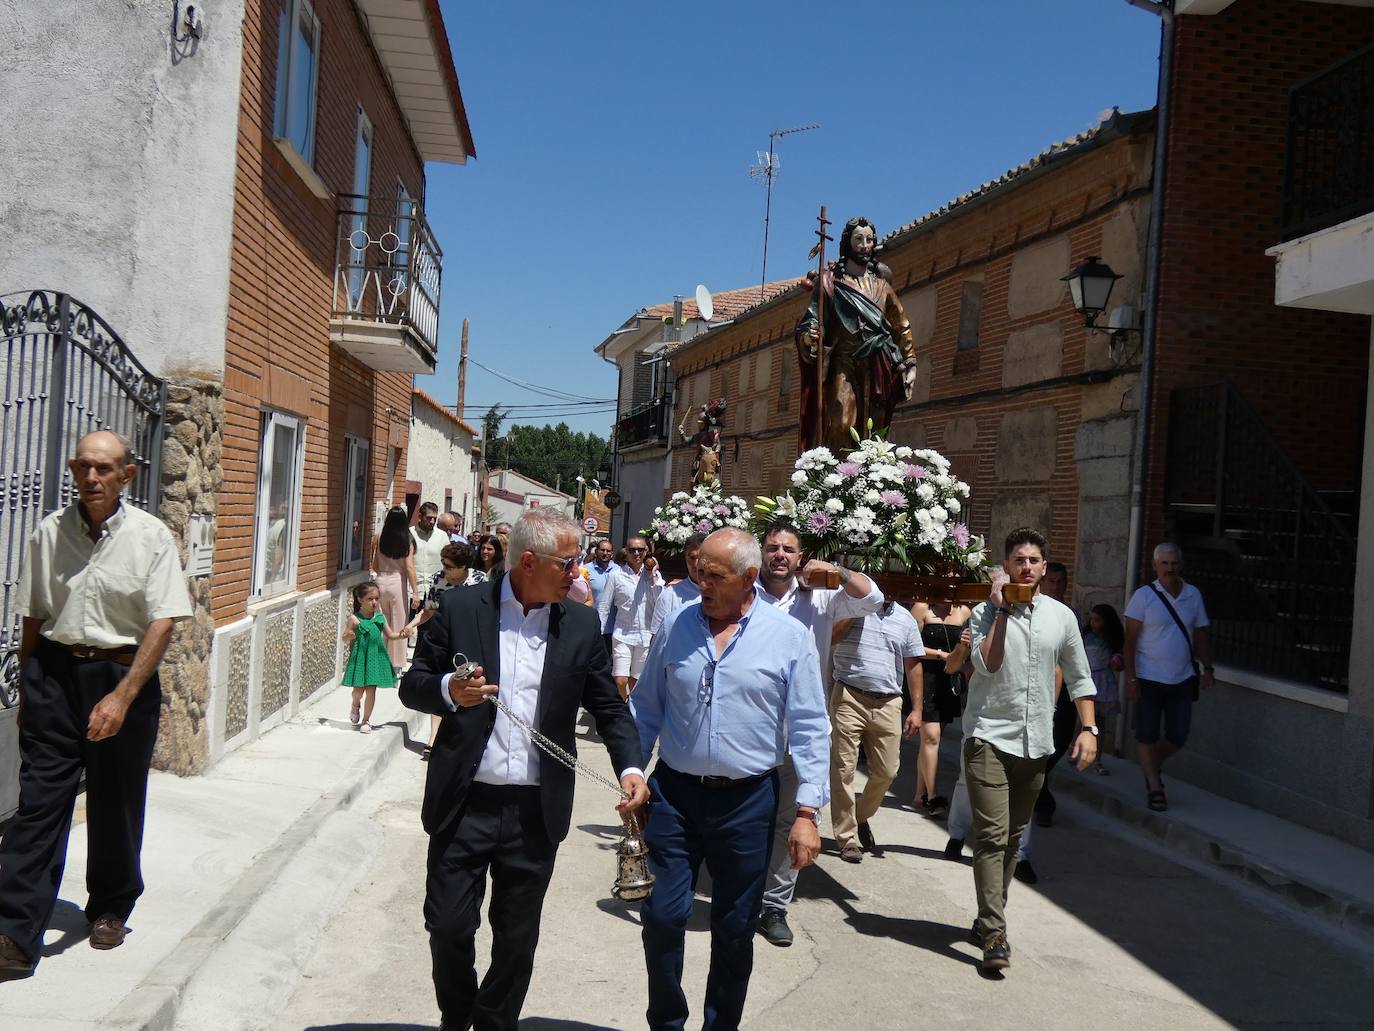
[253,410,306,599]
[273,0,322,166]
[346,107,374,310]
[339,435,371,572]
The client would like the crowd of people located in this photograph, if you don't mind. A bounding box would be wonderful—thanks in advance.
[0,453,1214,1031]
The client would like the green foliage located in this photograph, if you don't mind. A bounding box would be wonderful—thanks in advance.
[484,419,609,492]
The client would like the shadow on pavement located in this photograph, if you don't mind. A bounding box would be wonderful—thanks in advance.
[304,1025,434,1030]
[520,1019,620,1030]
[40,899,89,957]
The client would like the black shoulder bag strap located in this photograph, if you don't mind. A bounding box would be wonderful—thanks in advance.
[1148,583,1200,678]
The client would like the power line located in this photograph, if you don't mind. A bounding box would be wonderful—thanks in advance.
[469,359,597,403]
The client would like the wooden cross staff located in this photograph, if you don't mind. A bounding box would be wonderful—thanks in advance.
[811,205,832,450]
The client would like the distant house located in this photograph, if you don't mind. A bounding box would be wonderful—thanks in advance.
[486,469,577,527]
[410,390,479,533]
[594,281,801,545]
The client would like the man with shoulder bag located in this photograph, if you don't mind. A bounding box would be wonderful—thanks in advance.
[1123,542,1214,813]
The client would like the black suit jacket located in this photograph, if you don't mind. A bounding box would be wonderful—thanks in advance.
[399,574,643,842]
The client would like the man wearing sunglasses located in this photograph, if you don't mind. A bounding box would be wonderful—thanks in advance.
[400,510,647,1031]
[595,535,665,700]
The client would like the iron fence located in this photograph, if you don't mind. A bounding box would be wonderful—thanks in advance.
[1166,382,1354,691]
[332,193,442,359]
[0,291,165,706]
[1280,41,1374,241]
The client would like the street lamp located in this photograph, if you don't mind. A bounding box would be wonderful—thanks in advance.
[1061,256,1122,329]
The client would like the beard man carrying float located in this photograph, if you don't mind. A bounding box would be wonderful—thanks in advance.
[795,212,919,453]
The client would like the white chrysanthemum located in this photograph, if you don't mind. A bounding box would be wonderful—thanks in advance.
[930,506,948,523]
[945,497,961,514]
[916,483,935,502]
[825,498,844,514]
[863,489,881,504]
[791,470,808,486]
[894,445,912,459]
[823,473,842,488]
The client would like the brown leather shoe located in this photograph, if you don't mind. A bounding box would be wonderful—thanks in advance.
[0,934,34,978]
[839,841,863,863]
[90,914,128,950]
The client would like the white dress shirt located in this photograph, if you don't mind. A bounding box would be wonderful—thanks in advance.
[596,565,665,647]
[440,576,642,785]
[755,575,885,677]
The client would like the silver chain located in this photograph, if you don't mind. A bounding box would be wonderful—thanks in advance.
[454,652,627,800]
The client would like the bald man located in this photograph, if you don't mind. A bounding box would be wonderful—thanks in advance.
[0,431,191,977]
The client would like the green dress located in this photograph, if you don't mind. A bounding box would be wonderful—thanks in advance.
[343,612,398,688]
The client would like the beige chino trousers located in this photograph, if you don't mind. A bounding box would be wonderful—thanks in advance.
[829,682,903,848]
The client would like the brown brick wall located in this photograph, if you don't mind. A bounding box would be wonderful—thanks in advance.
[215,0,427,624]
[1144,0,1374,551]
[669,124,1155,582]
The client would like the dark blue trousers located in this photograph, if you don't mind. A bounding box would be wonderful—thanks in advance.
[640,764,778,1031]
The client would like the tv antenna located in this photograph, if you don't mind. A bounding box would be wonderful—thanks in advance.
[749,123,818,301]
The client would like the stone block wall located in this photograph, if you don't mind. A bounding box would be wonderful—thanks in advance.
[152,379,222,776]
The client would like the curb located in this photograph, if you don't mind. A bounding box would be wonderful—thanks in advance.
[1052,765,1374,945]
[101,705,428,1031]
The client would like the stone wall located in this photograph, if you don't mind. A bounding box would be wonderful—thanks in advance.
[152,379,223,775]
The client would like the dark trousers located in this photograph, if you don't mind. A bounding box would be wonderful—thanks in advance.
[640,764,778,1031]
[424,783,558,1031]
[964,738,1047,940]
[0,640,160,962]
[1034,694,1078,817]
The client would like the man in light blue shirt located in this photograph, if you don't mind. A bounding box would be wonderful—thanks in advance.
[648,533,705,636]
[586,538,619,652]
[632,528,828,1031]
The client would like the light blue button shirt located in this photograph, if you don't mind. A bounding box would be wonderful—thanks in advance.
[649,578,700,635]
[631,597,831,808]
[587,560,619,633]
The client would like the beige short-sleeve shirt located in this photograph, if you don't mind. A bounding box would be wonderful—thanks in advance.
[15,501,193,648]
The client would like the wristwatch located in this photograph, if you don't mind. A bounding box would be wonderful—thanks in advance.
[1081,724,1100,737]
[796,808,819,825]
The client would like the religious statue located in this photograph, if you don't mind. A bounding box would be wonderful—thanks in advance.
[795,215,918,453]
[677,397,725,488]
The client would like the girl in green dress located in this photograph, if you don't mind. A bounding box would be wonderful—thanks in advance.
[343,583,411,734]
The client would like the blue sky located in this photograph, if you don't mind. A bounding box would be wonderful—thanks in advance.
[424,1,1164,436]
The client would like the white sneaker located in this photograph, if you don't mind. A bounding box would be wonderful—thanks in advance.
[360,721,372,734]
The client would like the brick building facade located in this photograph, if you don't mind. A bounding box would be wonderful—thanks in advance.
[666,111,1155,617]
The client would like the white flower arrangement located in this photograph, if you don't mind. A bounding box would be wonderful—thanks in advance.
[644,485,751,554]
[754,429,986,574]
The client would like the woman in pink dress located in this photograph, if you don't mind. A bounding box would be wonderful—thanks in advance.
[370,506,418,671]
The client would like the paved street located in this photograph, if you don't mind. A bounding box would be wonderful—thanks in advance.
[266,720,1374,1031]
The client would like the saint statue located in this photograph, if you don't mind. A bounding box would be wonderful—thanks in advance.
[677,398,725,488]
[795,216,918,452]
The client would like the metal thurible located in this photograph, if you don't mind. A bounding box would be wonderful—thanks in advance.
[451,653,654,902]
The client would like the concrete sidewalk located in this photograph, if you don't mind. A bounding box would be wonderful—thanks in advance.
[0,683,427,1031]
[1042,748,1374,943]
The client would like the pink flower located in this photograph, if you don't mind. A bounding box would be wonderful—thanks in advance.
[681,503,697,515]
[952,523,970,548]
[836,462,862,477]
[713,504,730,516]
[656,520,671,535]
[807,511,833,534]
[879,490,906,507]
[695,519,712,533]
[903,464,927,479]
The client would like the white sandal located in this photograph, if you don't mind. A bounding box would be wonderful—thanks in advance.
[360,721,372,734]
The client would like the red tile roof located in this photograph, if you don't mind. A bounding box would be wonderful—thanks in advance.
[413,389,480,437]
[641,278,804,323]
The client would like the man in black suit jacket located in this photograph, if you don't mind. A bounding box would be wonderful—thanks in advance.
[400,510,648,1031]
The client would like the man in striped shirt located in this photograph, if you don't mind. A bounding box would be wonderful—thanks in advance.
[829,601,925,862]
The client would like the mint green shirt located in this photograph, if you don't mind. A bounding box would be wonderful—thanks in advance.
[964,594,1095,759]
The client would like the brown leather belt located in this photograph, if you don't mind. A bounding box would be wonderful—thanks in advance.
[839,680,898,700]
[62,643,138,665]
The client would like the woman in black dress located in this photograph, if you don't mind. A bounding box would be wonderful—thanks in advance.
[910,599,971,816]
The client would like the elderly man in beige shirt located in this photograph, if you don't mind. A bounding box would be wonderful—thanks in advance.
[0,430,191,979]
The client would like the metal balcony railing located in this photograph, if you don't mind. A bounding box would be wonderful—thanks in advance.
[1166,382,1355,691]
[333,194,442,358]
[617,397,670,449]
[1280,42,1374,241]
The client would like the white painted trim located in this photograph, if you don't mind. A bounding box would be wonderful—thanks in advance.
[1215,663,1350,713]
[272,136,331,200]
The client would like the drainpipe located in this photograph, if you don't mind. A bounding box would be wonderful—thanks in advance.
[1121,0,1175,756]
[600,348,623,543]
[1123,0,1175,601]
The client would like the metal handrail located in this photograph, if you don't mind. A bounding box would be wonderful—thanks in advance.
[332,194,443,357]
[1279,41,1374,241]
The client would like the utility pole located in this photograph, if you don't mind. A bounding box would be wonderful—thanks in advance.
[456,317,469,421]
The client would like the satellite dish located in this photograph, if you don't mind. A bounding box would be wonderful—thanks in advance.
[695,284,714,322]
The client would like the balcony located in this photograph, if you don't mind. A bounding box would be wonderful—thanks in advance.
[330,194,442,374]
[1279,43,1374,243]
[616,397,670,450]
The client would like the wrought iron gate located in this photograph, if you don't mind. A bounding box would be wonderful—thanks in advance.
[0,291,166,706]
